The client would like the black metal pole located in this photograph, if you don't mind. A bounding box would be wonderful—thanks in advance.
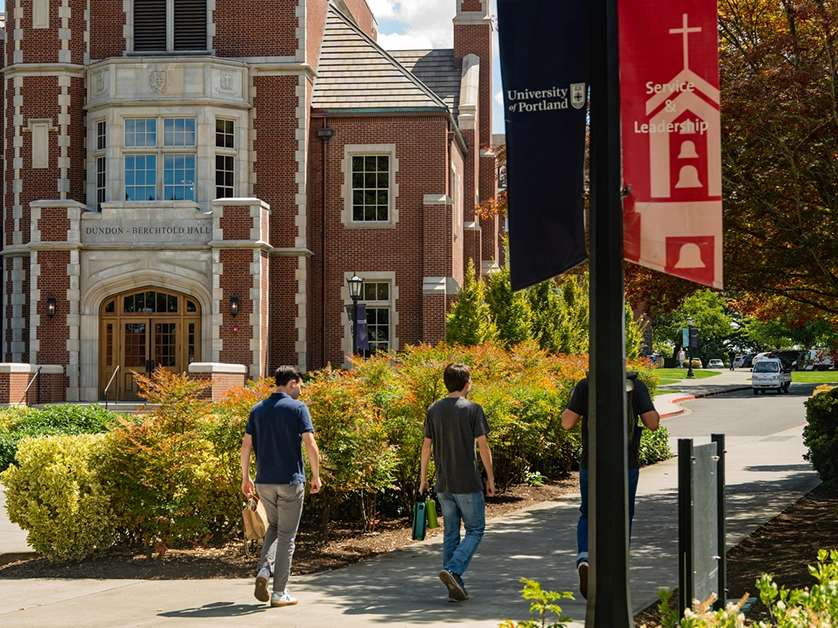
[588,0,630,624]
[711,433,727,610]
[687,324,695,378]
[351,298,358,356]
[678,438,695,617]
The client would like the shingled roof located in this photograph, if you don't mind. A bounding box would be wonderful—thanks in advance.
[312,6,461,116]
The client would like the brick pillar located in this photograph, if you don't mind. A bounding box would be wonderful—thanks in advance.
[211,198,271,380]
[30,200,85,401]
[188,362,247,402]
[422,194,454,344]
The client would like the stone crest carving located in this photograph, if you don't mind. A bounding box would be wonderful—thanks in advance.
[149,70,169,93]
[217,71,236,94]
[94,72,106,95]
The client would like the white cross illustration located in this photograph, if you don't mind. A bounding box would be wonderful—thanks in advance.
[669,13,702,71]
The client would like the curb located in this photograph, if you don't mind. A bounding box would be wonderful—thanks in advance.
[659,385,752,419]
[0,551,38,567]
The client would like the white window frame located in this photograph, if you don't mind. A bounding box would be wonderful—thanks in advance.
[341,144,399,228]
[342,271,399,364]
[123,116,197,202]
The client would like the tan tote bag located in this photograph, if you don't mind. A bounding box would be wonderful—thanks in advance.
[242,496,268,541]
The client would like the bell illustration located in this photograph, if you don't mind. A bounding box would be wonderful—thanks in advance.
[678,141,698,159]
[675,165,702,188]
[674,243,705,269]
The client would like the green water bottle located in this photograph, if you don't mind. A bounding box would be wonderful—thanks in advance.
[426,498,438,528]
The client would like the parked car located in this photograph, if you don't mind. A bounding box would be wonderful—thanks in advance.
[767,350,808,371]
[734,353,755,369]
[751,352,771,366]
[751,358,791,394]
[805,348,834,371]
[707,359,724,369]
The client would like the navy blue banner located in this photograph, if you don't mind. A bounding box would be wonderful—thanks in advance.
[498,0,589,290]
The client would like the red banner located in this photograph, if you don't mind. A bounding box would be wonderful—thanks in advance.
[619,1,722,288]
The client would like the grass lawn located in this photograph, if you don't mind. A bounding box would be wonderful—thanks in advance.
[654,368,721,382]
[791,370,838,384]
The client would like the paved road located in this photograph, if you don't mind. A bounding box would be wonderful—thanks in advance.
[0,374,822,627]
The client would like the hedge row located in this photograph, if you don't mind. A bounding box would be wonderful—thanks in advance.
[1,342,671,561]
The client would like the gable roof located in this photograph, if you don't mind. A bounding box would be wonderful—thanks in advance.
[312,6,454,115]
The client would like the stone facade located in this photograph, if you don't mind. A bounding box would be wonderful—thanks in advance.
[0,0,499,402]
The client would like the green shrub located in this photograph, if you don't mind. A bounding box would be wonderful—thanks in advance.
[0,434,115,561]
[303,366,398,535]
[100,370,228,557]
[803,386,838,484]
[499,578,574,628]
[0,404,120,472]
[650,549,838,627]
[202,378,276,537]
[638,425,672,467]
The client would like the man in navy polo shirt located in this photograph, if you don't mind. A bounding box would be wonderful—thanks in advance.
[241,365,322,608]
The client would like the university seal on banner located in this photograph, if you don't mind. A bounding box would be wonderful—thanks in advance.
[570,83,586,110]
[149,70,168,93]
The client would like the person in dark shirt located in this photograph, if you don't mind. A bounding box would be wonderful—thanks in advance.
[241,365,321,608]
[419,363,495,602]
[561,374,660,599]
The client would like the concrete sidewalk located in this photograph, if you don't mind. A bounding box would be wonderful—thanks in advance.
[0,369,819,627]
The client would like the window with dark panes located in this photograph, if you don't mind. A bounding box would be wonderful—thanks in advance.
[215,119,235,198]
[351,155,390,222]
[94,120,107,210]
[360,281,391,356]
[134,0,207,52]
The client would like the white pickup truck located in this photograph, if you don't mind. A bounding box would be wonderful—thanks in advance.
[752,358,791,394]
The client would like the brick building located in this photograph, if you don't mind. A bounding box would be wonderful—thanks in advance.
[0,0,500,402]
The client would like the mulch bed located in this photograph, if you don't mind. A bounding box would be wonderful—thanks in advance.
[634,482,838,626]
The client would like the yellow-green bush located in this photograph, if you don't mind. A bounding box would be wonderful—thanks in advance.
[1,434,115,561]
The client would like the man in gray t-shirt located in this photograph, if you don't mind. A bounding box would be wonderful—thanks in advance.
[419,363,495,602]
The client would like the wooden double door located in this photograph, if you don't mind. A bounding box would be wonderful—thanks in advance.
[100,289,201,401]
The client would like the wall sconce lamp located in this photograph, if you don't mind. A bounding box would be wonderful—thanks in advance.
[230,294,239,318]
[46,295,56,318]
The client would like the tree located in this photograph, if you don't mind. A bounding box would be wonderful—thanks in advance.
[446,259,497,345]
[720,0,838,315]
[487,249,532,348]
[653,290,737,363]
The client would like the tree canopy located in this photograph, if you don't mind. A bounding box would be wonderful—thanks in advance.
[720,0,838,316]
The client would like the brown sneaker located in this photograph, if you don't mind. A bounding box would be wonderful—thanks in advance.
[439,569,468,602]
[254,568,270,603]
[578,561,588,599]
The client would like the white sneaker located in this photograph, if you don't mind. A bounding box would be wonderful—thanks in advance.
[254,568,270,602]
[270,590,298,607]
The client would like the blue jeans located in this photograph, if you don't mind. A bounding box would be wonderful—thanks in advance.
[436,491,486,578]
[576,467,639,565]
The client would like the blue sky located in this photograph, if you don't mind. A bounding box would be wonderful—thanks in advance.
[369,0,505,134]
[0,0,504,132]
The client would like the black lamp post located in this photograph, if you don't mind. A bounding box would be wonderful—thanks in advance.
[346,272,364,356]
[686,316,695,379]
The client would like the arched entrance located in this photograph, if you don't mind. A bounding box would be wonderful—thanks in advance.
[99,287,202,400]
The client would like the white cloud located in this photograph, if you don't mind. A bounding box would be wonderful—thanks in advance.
[494,90,504,107]
[369,0,455,49]
[377,32,435,50]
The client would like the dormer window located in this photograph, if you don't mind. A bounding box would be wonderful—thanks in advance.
[134,0,208,52]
